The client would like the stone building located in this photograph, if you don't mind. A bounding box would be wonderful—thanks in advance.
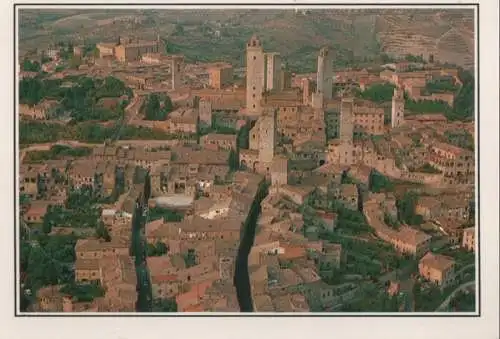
[316,47,333,101]
[198,99,213,126]
[462,227,475,252]
[208,63,234,90]
[339,97,354,143]
[391,86,405,128]
[418,252,456,287]
[171,55,184,90]
[113,36,160,62]
[246,35,266,115]
[266,53,282,91]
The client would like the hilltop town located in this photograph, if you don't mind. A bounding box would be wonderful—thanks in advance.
[19,12,476,313]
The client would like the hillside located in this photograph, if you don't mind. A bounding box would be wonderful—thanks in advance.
[18,8,475,70]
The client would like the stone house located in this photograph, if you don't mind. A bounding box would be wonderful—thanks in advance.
[418,252,456,287]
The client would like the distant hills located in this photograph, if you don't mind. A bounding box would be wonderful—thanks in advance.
[18,8,475,70]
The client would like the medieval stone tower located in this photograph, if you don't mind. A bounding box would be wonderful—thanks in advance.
[246,35,266,115]
[171,55,183,90]
[271,156,288,187]
[391,87,405,128]
[258,108,276,163]
[340,97,354,143]
[317,47,333,101]
[266,52,282,91]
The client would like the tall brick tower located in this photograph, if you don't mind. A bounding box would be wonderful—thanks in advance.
[391,87,405,128]
[171,55,183,90]
[340,97,354,143]
[266,52,282,91]
[258,108,276,163]
[246,35,266,115]
[317,47,333,101]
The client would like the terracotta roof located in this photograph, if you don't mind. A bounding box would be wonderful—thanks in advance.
[184,303,205,312]
[75,258,100,271]
[151,274,178,284]
[397,226,432,246]
[279,245,307,260]
[420,252,455,271]
[341,184,358,197]
[432,142,467,157]
[201,133,237,142]
[176,279,215,311]
[25,201,50,217]
[147,256,172,276]
[75,238,129,252]
[417,196,442,209]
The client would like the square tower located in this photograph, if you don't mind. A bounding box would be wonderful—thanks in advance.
[246,35,266,115]
[302,78,312,105]
[271,156,288,187]
[340,97,354,143]
[258,108,276,163]
[391,87,405,128]
[266,53,282,91]
[317,47,333,101]
[171,55,184,90]
[198,99,212,126]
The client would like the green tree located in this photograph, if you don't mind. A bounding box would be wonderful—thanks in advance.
[174,24,185,35]
[42,217,54,234]
[69,56,82,69]
[357,83,396,103]
[59,282,105,302]
[148,207,184,222]
[183,249,197,268]
[451,68,474,121]
[22,59,41,72]
[143,170,151,202]
[368,169,394,193]
[228,148,239,171]
[96,222,111,242]
[152,298,177,312]
[144,94,164,121]
[237,122,250,150]
[163,95,174,114]
[384,213,400,230]
[147,241,169,257]
[396,192,423,225]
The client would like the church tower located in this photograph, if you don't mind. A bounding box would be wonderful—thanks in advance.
[246,35,266,116]
[391,87,405,128]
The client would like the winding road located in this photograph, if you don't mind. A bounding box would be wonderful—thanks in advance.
[435,280,476,312]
